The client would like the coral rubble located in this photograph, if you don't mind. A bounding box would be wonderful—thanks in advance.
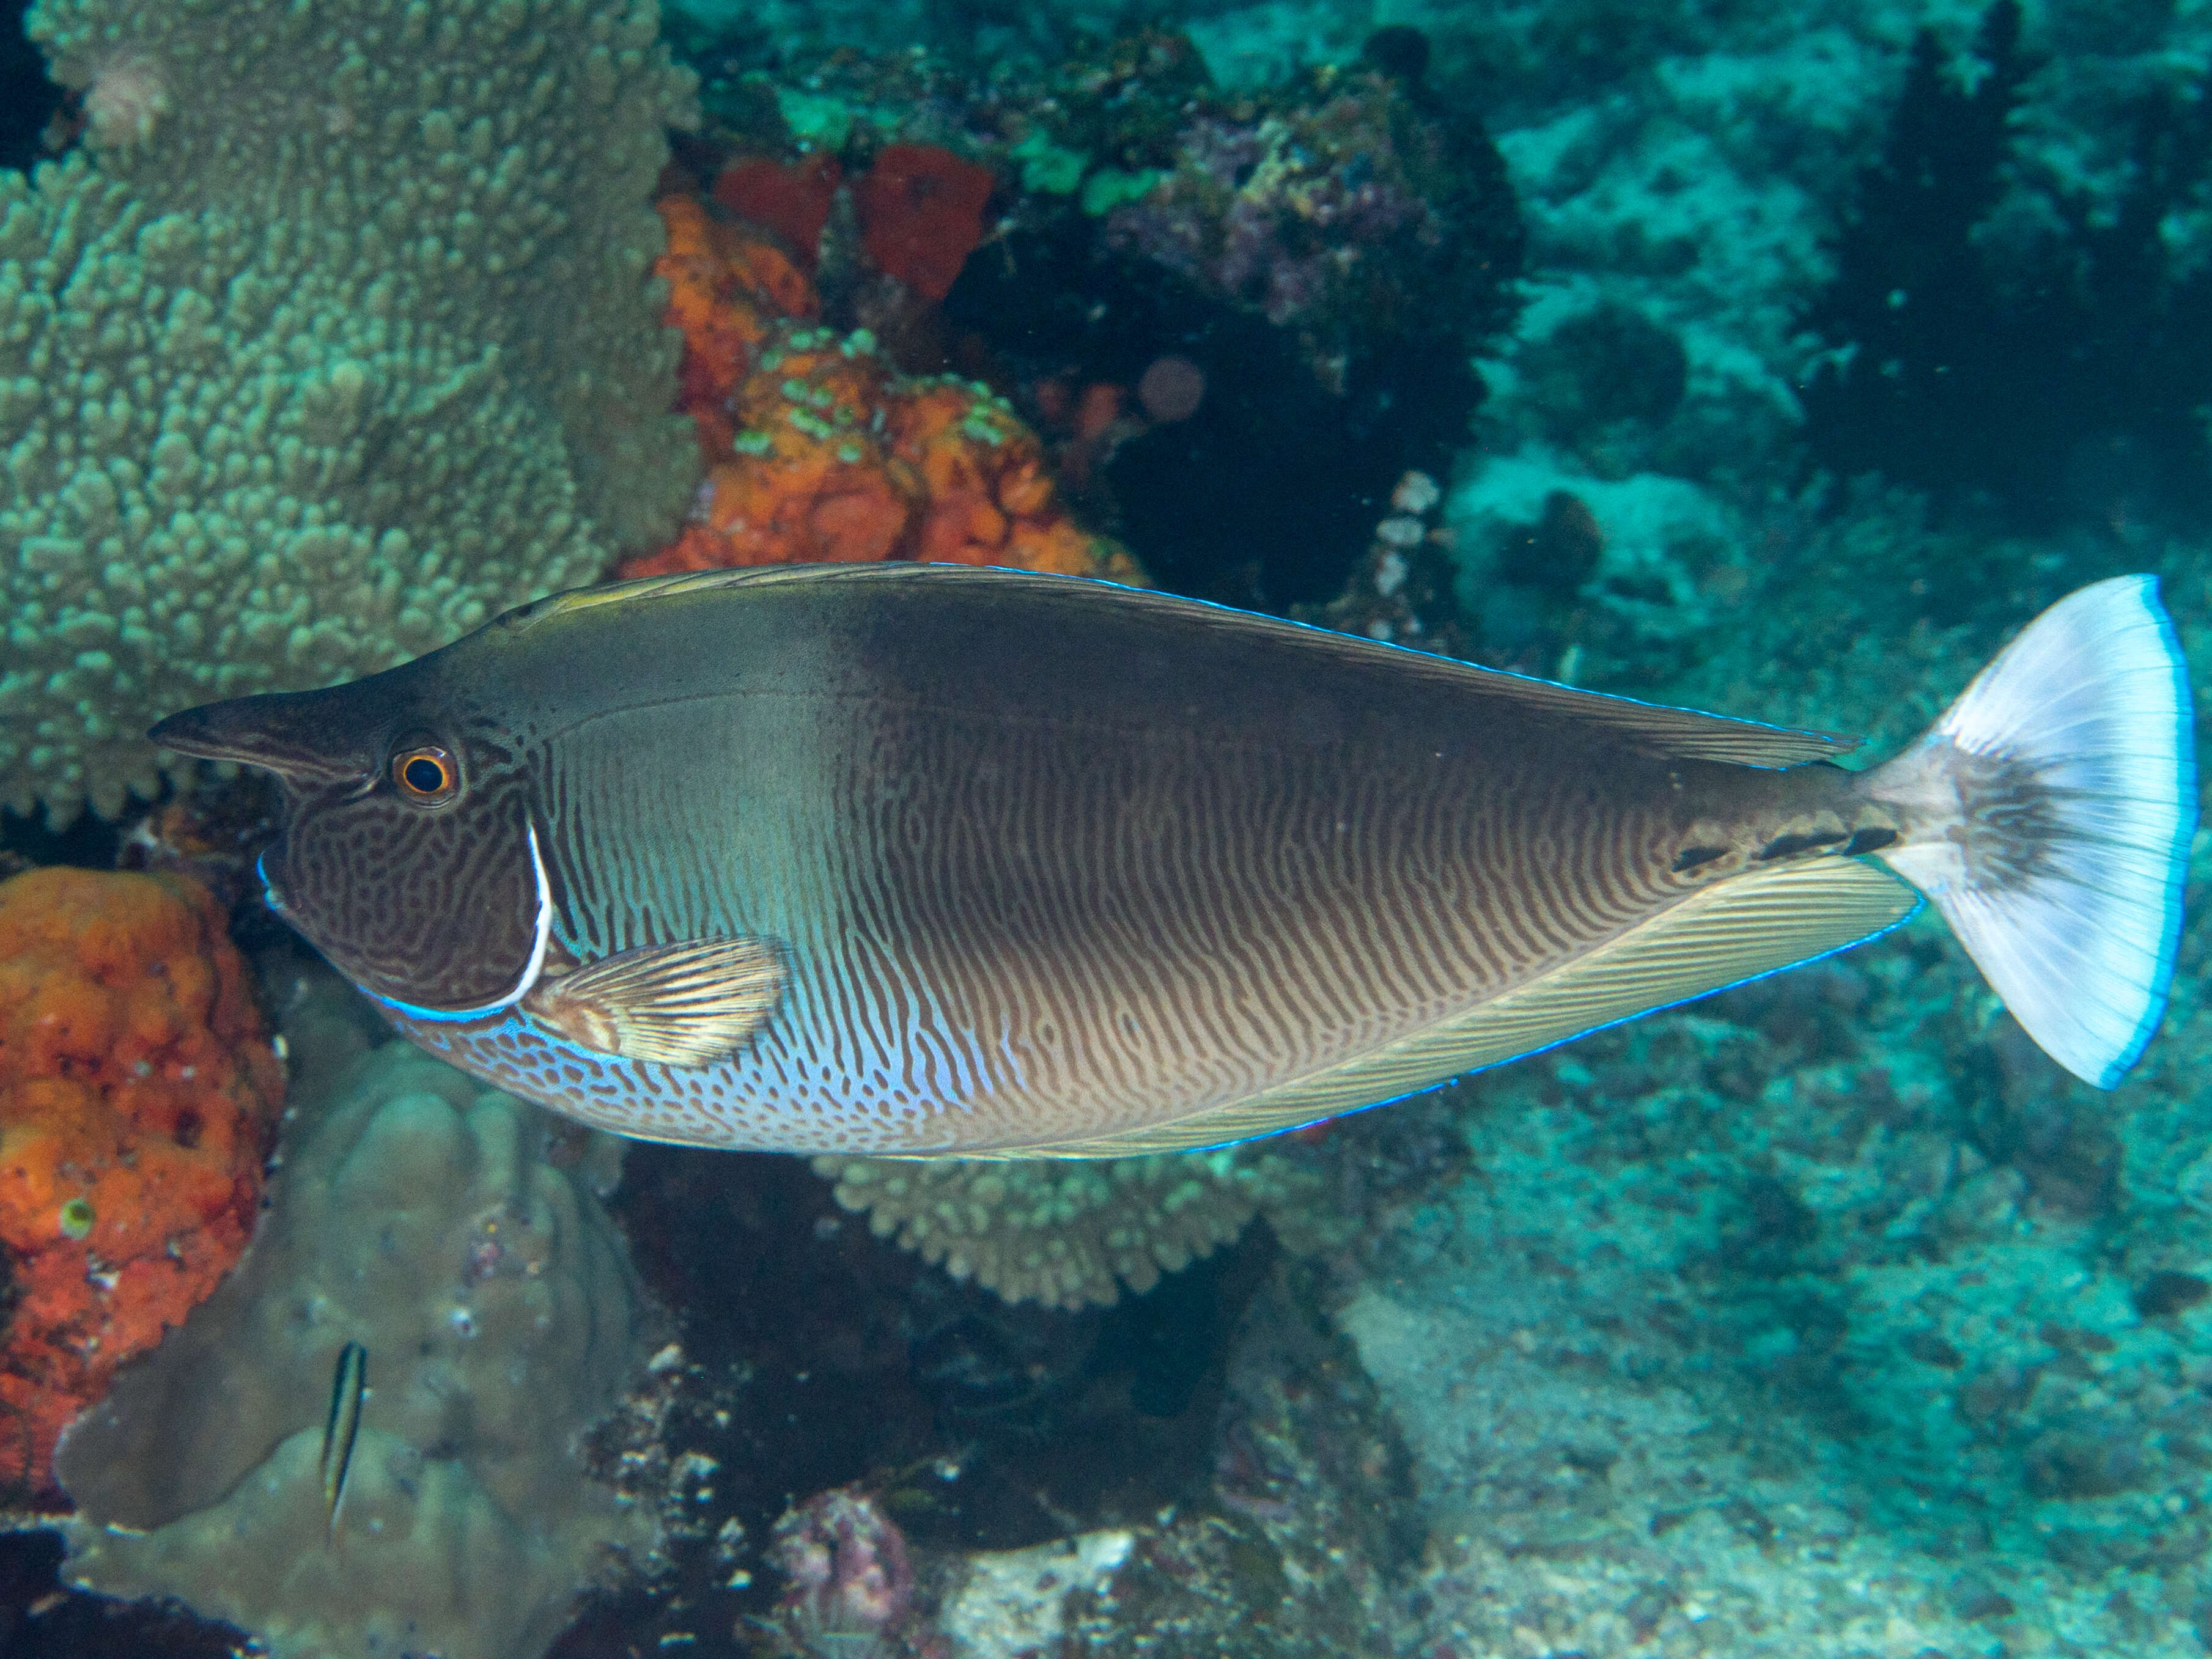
[2,0,701,824]
[0,866,281,1503]
[45,1035,654,1659]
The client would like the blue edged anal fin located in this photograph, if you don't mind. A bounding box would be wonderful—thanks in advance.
[522,937,787,1066]
[1014,855,1920,1158]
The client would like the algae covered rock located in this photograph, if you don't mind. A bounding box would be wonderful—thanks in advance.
[2,0,701,824]
[48,1039,655,1659]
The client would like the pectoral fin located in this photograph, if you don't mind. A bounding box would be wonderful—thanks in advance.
[522,937,787,1066]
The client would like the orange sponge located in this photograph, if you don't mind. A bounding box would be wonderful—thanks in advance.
[854,144,997,304]
[0,867,282,1501]
[656,193,821,458]
[622,316,1136,582]
[635,188,1135,584]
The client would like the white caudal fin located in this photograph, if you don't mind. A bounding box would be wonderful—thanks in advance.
[1865,575,2196,1087]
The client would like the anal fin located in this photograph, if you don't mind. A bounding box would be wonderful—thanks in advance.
[523,936,787,1067]
[1007,856,1920,1157]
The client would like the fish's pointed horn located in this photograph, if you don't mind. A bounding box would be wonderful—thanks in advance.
[150,692,374,785]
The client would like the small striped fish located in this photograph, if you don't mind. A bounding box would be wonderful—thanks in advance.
[151,567,2194,1155]
[320,1341,366,1540]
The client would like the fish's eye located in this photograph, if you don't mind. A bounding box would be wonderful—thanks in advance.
[392,745,459,804]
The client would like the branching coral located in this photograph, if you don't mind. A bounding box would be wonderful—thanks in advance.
[0,866,282,1501]
[2,0,701,823]
[812,1146,1322,1310]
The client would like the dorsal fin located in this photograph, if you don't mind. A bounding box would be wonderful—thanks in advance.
[502,564,1860,768]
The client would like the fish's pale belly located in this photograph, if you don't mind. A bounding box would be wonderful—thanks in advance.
[386,960,1033,1153]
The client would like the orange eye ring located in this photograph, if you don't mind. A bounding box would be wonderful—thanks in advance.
[393,745,459,803]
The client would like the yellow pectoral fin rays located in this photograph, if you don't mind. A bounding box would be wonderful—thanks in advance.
[522,936,788,1066]
[1022,856,1921,1158]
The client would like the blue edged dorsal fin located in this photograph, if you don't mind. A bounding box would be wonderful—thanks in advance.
[506,564,1858,769]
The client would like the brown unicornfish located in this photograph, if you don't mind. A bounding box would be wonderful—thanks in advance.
[149,565,2194,1155]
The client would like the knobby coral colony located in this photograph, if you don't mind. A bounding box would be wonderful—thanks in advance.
[1,0,701,828]
[0,866,281,1500]
[50,1039,652,1659]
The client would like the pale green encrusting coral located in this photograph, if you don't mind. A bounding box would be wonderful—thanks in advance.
[815,1146,1325,1309]
[1,0,701,824]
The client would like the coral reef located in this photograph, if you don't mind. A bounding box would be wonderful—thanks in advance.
[653,191,820,458]
[2,0,700,824]
[812,1144,1322,1311]
[1052,1265,1417,1656]
[0,866,281,1502]
[669,31,1518,609]
[951,31,1517,608]
[1298,469,1472,655]
[625,188,1134,581]
[1359,12,2212,1624]
[45,1031,654,1659]
[937,1531,1134,1657]
[1448,452,1737,687]
[1095,43,1521,360]
[11,5,2212,1657]
[1348,926,2212,1655]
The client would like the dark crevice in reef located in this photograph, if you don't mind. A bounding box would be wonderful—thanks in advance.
[0,0,63,174]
